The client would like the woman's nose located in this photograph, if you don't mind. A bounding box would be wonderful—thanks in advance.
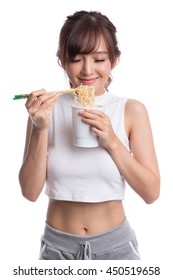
[81,60,93,75]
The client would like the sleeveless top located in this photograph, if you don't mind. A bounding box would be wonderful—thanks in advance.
[45,91,130,202]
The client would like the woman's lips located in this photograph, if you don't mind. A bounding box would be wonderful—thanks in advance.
[79,78,97,85]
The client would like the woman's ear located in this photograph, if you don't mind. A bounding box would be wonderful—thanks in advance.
[111,57,118,69]
[112,57,118,69]
[58,58,65,69]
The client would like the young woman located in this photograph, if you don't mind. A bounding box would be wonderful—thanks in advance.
[19,10,160,260]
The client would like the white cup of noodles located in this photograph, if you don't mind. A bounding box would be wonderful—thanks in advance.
[71,104,104,148]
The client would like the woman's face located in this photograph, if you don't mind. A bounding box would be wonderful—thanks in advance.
[64,37,116,96]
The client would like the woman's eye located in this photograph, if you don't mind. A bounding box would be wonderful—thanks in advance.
[70,58,81,63]
[95,59,105,62]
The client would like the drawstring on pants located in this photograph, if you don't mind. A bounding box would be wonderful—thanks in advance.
[76,241,91,260]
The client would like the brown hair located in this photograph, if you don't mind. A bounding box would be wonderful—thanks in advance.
[56,10,121,88]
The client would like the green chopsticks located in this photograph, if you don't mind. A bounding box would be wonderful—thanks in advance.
[13,94,30,100]
[12,86,93,100]
[13,89,75,100]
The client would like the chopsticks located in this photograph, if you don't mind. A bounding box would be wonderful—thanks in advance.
[13,88,76,100]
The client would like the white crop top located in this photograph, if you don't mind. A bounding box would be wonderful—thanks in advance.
[45,91,130,202]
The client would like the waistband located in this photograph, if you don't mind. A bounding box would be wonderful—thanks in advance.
[42,218,135,255]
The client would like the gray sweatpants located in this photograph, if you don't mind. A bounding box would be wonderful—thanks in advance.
[39,218,140,260]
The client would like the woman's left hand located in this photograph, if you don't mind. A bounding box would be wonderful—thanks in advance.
[79,109,117,149]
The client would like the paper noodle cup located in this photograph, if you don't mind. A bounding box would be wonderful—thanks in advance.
[71,105,104,148]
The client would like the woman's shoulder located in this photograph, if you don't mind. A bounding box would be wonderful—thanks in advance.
[124,99,149,134]
[126,98,148,116]
[108,94,147,113]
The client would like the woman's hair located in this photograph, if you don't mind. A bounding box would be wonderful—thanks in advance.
[56,10,121,88]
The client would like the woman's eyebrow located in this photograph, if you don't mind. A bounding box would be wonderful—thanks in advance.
[94,51,108,54]
[78,51,109,55]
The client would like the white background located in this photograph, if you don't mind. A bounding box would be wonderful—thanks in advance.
[0,0,172,276]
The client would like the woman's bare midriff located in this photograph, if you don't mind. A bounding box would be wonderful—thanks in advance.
[46,199,125,236]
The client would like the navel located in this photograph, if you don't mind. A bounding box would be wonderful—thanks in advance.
[81,227,88,235]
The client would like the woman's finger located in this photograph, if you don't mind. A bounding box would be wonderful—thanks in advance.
[28,94,58,116]
[25,89,46,108]
[79,109,104,118]
[25,89,57,108]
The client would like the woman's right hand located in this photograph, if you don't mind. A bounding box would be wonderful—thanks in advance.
[25,89,58,130]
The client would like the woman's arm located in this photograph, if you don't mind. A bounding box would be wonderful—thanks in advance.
[80,100,160,204]
[19,119,48,201]
[108,100,160,203]
[19,89,58,201]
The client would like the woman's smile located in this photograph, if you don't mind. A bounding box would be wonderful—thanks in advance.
[79,77,98,85]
